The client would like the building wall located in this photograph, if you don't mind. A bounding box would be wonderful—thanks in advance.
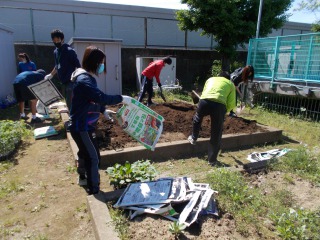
[0,0,311,48]
[0,25,17,99]
[2,0,312,92]
[0,0,214,49]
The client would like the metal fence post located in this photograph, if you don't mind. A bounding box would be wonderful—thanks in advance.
[270,36,280,89]
[304,35,314,82]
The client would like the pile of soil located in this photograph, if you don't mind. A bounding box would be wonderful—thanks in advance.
[96,101,265,151]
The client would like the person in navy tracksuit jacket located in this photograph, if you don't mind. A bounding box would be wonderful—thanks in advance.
[45,29,81,109]
[69,46,128,195]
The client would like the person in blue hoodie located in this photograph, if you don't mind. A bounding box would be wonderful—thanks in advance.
[44,29,81,109]
[17,53,37,73]
[13,69,46,123]
[69,45,130,195]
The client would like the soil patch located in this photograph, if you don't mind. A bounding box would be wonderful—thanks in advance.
[0,116,96,240]
[96,101,266,151]
[249,171,320,211]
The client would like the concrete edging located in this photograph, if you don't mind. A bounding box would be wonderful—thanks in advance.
[98,124,282,168]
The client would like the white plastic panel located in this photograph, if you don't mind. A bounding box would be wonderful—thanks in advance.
[0,27,16,98]
[147,19,184,47]
[112,16,144,46]
[302,30,312,34]
[187,30,213,49]
[268,28,282,37]
[33,10,73,42]
[282,28,302,36]
[74,14,112,39]
[0,9,33,42]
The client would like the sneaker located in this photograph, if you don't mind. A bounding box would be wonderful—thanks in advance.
[187,135,196,145]
[147,102,157,107]
[86,188,99,195]
[64,121,70,132]
[78,176,87,186]
[208,161,226,167]
[208,161,217,167]
[229,111,237,117]
[31,117,43,123]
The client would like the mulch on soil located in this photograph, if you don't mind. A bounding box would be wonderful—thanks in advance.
[96,101,265,151]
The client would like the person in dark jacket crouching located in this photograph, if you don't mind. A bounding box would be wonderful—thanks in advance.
[69,46,129,195]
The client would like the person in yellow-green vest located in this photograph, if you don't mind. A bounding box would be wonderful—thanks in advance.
[188,71,236,166]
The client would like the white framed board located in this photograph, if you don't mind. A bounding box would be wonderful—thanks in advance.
[28,79,63,106]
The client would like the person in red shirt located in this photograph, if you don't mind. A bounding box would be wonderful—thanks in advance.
[138,56,172,106]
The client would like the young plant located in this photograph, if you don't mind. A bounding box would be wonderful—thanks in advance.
[270,208,320,240]
[0,120,31,159]
[108,203,129,240]
[270,147,320,185]
[106,160,158,189]
[168,221,186,239]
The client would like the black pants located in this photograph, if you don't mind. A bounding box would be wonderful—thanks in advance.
[138,75,153,104]
[192,99,226,163]
[70,131,101,193]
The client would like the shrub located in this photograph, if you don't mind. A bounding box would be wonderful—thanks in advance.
[0,120,31,160]
[106,160,158,189]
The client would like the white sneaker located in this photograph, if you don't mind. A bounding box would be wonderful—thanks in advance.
[188,135,196,145]
[78,176,87,186]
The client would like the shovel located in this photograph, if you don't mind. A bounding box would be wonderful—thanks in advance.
[236,102,245,116]
[159,86,166,102]
[191,90,200,104]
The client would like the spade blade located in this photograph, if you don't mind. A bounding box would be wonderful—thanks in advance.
[159,86,166,102]
[191,90,200,104]
[236,103,245,116]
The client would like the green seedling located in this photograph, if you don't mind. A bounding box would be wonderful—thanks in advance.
[106,160,157,189]
[168,221,186,239]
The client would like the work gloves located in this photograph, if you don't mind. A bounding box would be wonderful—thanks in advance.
[103,109,116,122]
[44,74,53,80]
[121,95,132,105]
[158,82,162,88]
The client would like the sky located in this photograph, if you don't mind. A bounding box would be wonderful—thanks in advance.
[78,0,318,24]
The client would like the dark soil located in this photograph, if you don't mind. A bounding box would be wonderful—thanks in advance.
[96,101,265,151]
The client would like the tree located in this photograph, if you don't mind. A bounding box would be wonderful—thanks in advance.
[296,0,320,12]
[295,0,320,32]
[311,22,320,32]
[176,0,293,70]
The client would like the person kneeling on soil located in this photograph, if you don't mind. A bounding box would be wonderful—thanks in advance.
[68,45,130,195]
[13,69,46,123]
[188,71,236,166]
